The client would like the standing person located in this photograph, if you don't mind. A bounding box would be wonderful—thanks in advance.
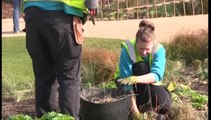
[13,0,21,33]
[23,0,98,120]
[114,20,172,120]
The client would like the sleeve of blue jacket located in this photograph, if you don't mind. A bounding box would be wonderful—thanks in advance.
[151,45,166,82]
[118,47,134,90]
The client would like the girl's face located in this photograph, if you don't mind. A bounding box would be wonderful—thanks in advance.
[136,40,153,57]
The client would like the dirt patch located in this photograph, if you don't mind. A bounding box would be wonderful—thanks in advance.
[2,98,36,119]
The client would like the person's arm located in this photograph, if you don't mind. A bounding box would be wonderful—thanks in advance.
[137,45,166,83]
[136,73,156,83]
[120,45,166,85]
[119,47,133,78]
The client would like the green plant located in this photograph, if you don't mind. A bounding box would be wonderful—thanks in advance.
[36,111,74,120]
[2,37,34,102]
[174,84,208,109]
[7,114,33,120]
[97,81,117,89]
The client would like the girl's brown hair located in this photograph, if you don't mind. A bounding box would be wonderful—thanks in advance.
[136,19,155,42]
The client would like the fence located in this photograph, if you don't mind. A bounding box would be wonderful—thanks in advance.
[96,0,207,20]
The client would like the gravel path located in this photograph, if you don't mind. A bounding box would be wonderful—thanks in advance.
[2,14,208,43]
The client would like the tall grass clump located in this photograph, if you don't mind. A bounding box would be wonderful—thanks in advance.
[81,46,119,88]
[165,28,208,65]
[2,37,34,102]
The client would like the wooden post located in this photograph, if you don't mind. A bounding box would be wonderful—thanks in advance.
[173,0,176,16]
[146,0,149,18]
[136,0,138,19]
[126,0,128,19]
[117,0,119,20]
[183,1,186,16]
[108,0,111,20]
[100,0,103,20]
[164,0,167,17]
[154,0,158,18]
[192,0,195,15]
[201,0,204,14]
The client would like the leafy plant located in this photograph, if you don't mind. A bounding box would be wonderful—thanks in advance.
[36,111,75,120]
[97,81,117,89]
[174,84,208,109]
[7,114,33,120]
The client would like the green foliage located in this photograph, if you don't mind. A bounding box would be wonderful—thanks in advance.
[172,84,208,109]
[164,60,184,81]
[2,37,34,101]
[6,112,75,120]
[7,114,33,120]
[191,59,208,80]
[194,0,208,14]
[97,81,117,89]
[36,111,74,120]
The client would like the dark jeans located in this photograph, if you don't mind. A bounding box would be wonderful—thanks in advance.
[24,7,82,120]
[132,61,172,115]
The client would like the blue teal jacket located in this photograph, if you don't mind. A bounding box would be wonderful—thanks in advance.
[24,1,84,17]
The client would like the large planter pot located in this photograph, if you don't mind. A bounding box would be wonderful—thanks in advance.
[79,88,132,120]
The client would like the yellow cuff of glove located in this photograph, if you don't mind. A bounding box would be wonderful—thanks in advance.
[120,76,138,85]
[133,111,142,120]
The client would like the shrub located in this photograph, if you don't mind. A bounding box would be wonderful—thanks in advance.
[81,46,119,87]
[166,28,208,65]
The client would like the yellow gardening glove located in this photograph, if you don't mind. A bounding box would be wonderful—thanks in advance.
[167,81,176,92]
[120,76,138,85]
[133,111,142,120]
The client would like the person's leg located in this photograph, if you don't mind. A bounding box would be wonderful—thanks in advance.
[135,84,153,113]
[135,84,172,120]
[55,16,82,120]
[26,8,81,120]
[24,7,60,117]
[150,85,172,115]
[13,0,21,33]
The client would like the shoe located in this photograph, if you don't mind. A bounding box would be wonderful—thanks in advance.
[22,28,26,32]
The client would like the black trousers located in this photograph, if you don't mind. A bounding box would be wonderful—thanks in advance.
[132,61,172,115]
[24,7,82,120]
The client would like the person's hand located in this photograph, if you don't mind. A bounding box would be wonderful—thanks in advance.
[119,76,138,85]
[88,9,97,16]
[85,0,99,17]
